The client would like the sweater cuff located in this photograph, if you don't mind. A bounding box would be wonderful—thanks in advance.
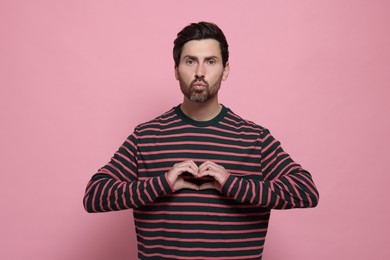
[220,174,235,195]
[162,173,175,194]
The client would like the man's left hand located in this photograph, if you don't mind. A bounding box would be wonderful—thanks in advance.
[197,161,230,191]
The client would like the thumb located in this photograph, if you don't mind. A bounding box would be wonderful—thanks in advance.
[182,181,200,190]
[199,181,219,191]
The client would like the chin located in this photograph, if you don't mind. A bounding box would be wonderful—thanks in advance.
[190,96,209,103]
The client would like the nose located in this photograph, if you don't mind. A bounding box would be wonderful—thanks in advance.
[195,63,205,78]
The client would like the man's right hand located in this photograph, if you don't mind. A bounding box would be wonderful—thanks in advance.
[166,160,200,191]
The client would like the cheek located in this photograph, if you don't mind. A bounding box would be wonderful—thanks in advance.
[178,69,193,80]
[210,71,224,82]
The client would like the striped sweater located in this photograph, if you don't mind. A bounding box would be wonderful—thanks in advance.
[83,104,319,259]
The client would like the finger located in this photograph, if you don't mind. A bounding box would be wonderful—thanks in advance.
[173,177,199,191]
[175,160,199,174]
[198,168,229,184]
[177,165,198,177]
[177,160,198,171]
[197,169,217,179]
[167,163,197,185]
[187,160,199,175]
[198,161,219,173]
[181,180,200,190]
[198,161,219,175]
[199,181,219,191]
[198,160,212,170]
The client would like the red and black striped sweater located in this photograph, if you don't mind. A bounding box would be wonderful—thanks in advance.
[84,105,319,259]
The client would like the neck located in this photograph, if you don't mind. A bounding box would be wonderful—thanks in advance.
[180,96,222,121]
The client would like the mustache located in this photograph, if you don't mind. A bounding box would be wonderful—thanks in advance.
[191,76,208,86]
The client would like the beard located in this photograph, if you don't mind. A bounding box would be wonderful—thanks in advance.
[178,75,223,103]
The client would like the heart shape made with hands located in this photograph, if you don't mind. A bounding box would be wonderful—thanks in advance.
[182,171,214,185]
[168,160,229,191]
[181,173,219,191]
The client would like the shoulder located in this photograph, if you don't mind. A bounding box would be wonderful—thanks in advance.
[134,106,180,134]
[223,105,267,134]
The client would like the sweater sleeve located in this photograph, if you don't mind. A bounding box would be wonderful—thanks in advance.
[220,129,319,209]
[83,130,174,213]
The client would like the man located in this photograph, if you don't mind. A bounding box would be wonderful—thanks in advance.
[84,21,319,259]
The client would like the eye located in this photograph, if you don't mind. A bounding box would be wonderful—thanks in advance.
[185,59,195,65]
[207,59,216,65]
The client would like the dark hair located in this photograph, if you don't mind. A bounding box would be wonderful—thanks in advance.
[173,21,229,67]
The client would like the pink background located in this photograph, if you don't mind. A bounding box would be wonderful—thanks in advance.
[1,1,389,259]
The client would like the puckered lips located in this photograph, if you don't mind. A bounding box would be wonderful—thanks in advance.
[192,81,207,92]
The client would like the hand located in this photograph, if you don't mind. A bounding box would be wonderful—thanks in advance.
[166,160,200,191]
[197,161,229,191]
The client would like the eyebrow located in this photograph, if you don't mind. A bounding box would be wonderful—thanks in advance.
[182,55,219,61]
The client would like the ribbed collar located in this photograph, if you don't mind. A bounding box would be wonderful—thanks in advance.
[175,104,228,127]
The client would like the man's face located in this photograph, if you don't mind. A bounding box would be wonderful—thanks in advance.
[175,39,229,103]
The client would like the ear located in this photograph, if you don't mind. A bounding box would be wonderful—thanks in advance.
[174,65,179,80]
[222,62,230,81]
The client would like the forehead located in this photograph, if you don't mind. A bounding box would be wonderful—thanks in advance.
[181,39,222,59]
